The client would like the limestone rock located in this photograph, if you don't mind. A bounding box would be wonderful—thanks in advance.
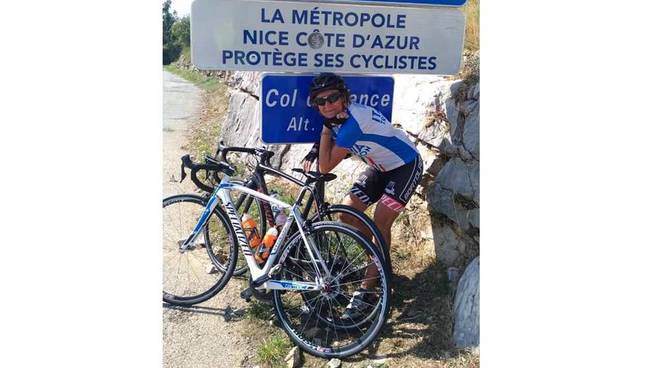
[284,346,301,368]
[453,257,480,348]
[226,71,262,96]
[462,102,480,158]
[417,118,451,148]
[436,158,479,203]
[327,358,342,368]
[416,144,445,178]
[392,74,449,136]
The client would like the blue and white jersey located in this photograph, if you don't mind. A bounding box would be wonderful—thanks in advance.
[331,103,419,172]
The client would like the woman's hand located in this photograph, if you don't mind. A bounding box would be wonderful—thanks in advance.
[301,142,320,172]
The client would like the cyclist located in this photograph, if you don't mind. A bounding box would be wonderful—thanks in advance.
[303,73,424,320]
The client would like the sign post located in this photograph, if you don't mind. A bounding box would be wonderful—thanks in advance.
[191,0,465,74]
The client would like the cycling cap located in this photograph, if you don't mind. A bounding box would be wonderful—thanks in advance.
[310,73,348,99]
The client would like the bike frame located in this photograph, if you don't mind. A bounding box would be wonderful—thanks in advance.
[232,160,327,232]
[183,174,332,292]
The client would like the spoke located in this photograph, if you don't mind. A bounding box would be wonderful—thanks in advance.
[286,257,315,280]
[299,292,324,336]
[172,249,184,294]
[326,296,346,344]
[330,293,367,338]
[336,276,382,288]
[289,293,326,321]
[283,268,307,281]
[334,261,375,281]
[335,289,380,310]
[330,248,367,284]
[184,253,202,292]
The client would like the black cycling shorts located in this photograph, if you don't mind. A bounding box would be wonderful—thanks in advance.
[349,155,424,212]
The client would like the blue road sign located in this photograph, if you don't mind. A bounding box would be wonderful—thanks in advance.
[262,74,394,144]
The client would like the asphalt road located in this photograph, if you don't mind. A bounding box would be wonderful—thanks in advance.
[162,70,253,368]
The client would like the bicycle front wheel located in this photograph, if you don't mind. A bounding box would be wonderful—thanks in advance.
[272,221,391,359]
[162,194,237,306]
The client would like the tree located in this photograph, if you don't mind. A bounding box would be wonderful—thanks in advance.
[162,0,181,64]
[172,15,191,48]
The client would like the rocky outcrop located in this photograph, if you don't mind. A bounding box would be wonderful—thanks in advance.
[217,67,479,269]
[453,256,480,348]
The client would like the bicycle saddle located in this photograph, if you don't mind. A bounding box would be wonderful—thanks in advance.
[292,168,337,183]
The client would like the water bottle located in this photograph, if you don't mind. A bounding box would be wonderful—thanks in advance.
[255,226,278,263]
[241,213,262,249]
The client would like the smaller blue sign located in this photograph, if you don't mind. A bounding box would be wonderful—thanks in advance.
[262,74,394,144]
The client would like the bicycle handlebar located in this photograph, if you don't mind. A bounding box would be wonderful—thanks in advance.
[216,141,275,166]
[179,154,236,193]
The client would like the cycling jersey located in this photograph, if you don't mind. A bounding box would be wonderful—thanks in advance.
[331,103,419,172]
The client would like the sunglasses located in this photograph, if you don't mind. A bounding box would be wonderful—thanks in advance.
[312,92,342,106]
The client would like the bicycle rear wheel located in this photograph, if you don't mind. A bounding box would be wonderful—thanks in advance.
[162,194,237,306]
[272,221,390,359]
[316,204,391,278]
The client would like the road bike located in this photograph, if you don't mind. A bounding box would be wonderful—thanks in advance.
[175,145,391,279]
[162,156,391,358]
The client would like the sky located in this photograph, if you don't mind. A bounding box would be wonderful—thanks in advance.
[170,0,193,17]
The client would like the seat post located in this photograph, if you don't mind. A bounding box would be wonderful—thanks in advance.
[315,160,325,203]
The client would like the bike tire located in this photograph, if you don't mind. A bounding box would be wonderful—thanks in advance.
[162,194,238,306]
[272,221,391,359]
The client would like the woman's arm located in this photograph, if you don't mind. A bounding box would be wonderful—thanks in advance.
[318,125,350,173]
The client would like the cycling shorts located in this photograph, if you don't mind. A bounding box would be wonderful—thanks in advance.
[350,155,424,212]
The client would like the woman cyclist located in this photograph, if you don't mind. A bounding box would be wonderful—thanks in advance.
[303,73,424,320]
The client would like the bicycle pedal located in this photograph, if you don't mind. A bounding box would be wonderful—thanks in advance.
[240,287,253,302]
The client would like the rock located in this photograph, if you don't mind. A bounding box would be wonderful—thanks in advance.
[205,263,218,274]
[436,158,479,203]
[371,357,390,367]
[468,83,480,101]
[284,346,301,368]
[453,257,480,348]
[430,222,462,265]
[327,358,342,368]
[416,144,444,178]
[391,74,449,136]
[462,102,480,158]
[226,71,262,96]
[220,91,261,149]
[417,117,451,148]
[428,217,479,267]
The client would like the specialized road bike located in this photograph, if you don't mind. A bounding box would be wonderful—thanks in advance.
[162,156,391,358]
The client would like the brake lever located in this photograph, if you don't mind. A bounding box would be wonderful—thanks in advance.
[179,160,187,183]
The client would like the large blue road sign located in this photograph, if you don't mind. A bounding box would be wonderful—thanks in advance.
[262,74,394,144]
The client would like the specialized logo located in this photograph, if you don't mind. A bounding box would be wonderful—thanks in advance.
[224,202,251,255]
[380,194,404,212]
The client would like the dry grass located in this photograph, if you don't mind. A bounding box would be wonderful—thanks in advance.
[184,82,229,159]
[463,0,480,52]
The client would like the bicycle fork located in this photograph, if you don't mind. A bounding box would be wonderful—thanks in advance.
[178,192,220,252]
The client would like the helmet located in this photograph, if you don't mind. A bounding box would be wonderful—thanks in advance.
[309,73,348,99]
